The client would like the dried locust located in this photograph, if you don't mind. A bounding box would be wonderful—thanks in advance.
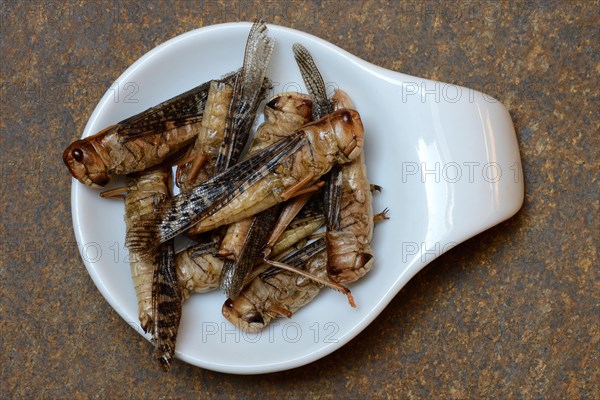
[293,43,388,283]
[63,71,238,187]
[119,168,172,333]
[178,20,275,191]
[326,89,389,283]
[104,167,180,371]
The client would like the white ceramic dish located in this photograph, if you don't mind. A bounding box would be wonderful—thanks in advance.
[71,22,524,374]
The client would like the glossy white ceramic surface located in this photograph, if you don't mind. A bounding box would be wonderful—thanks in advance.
[71,22,524,374]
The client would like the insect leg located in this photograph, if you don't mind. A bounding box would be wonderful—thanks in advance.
[280,172,316,201]
[100,186,128,198]
[262,193,313,258]
[263,259,356,308]
[373,208,390,223]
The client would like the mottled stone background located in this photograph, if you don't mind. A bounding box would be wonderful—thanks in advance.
[0,0,598,398]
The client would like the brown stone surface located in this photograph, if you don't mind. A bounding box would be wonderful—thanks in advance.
[1,0,598,398]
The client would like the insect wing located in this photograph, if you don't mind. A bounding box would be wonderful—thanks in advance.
[151,240,181,371]
[117,71,239,141]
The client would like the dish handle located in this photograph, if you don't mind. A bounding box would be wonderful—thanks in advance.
[388,80,524,261]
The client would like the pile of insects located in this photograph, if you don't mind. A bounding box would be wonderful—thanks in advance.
[63,22,388,370]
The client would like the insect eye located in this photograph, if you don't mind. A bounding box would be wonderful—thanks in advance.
[266,98,279,110]
[95,177,110,187]
[341,110,351,123]
[244,312,264,324]
[72,148,84,162]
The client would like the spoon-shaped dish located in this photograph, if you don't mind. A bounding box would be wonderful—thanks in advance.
[71,22,523,374]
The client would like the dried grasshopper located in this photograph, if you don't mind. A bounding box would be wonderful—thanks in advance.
[190,110,363,233]
[257,45,387,300]
[126,108,365,256]
[214,20,275,173]
[63,71,239,187]
[260,43,336,252]
[217,92,313,298]
[119,168,172,333]
[178,21,274,191]
[292,43,362,283]
[222,238,328,333]
[105,167,180,370]
[326,89,388,283]
[292,44,387,283]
